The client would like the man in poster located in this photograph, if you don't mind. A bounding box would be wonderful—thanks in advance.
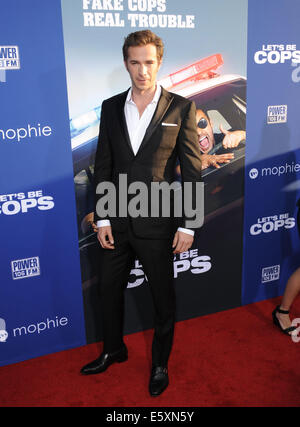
[80,30,202,396]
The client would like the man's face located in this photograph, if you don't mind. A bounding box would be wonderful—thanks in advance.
[124,44,162,93]
[196,109,215,154]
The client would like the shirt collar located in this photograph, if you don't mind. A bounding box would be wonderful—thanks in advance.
[126,84,161,105]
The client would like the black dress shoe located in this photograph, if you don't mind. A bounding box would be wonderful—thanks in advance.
[149,366,169,397]
[80,345,128,375]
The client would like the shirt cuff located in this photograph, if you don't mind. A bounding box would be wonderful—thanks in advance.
[97,222,193,235]
[177,227,194,236]
[97,220,111,228]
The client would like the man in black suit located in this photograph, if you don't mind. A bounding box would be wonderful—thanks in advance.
[81,30,202,396]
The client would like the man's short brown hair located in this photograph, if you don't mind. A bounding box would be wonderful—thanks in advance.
[123,30,164,62]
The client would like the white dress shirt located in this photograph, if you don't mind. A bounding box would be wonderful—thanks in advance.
[97,84,194,236]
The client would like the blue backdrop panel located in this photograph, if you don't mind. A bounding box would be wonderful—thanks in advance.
[242,0,300,304]
[0,0,86,365]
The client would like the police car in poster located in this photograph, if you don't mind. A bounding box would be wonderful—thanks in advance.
[61,0,248,342]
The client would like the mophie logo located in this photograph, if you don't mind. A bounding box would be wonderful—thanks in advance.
[0,46,20,83]
[0,318,8,343]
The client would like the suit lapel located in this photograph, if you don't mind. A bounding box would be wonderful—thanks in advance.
[116,86,174,157]
[117,88,135,156]
[137,87,174,156]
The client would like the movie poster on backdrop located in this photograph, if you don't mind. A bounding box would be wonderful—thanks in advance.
[242,1,300,304]
[61,0,248,343]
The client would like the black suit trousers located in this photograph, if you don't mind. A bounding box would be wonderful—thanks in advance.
[98,223,175,367]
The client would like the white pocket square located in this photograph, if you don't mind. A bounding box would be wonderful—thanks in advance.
[161,122,178,127]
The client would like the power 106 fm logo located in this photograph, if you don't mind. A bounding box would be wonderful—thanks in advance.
[0,46,20,83]
[261,265,280,283]
[0,190,54,216]
[11,256,40,280]
[267,105,287,124]
[0,46,20,69]
[250,212,295,236]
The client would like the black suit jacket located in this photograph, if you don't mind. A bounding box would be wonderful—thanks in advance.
[93,86,202,239]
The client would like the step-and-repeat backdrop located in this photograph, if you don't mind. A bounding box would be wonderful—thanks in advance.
[0,1,86,366]
[0,0,299,366]
[242,2,300,304]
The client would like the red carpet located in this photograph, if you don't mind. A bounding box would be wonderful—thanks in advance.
[0,296,299,407]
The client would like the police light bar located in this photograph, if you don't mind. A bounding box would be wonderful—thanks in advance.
[71,110,99,132]
[159,54,224,89]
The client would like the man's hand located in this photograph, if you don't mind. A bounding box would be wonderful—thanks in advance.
[92,222,98,233]
[81,213,98,234]
[220,124,246,149]
[172,231,194,254]
[97,225,115,249]
[201,153,234,170]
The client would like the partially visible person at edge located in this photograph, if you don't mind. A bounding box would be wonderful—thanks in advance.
[272,199,300,336]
